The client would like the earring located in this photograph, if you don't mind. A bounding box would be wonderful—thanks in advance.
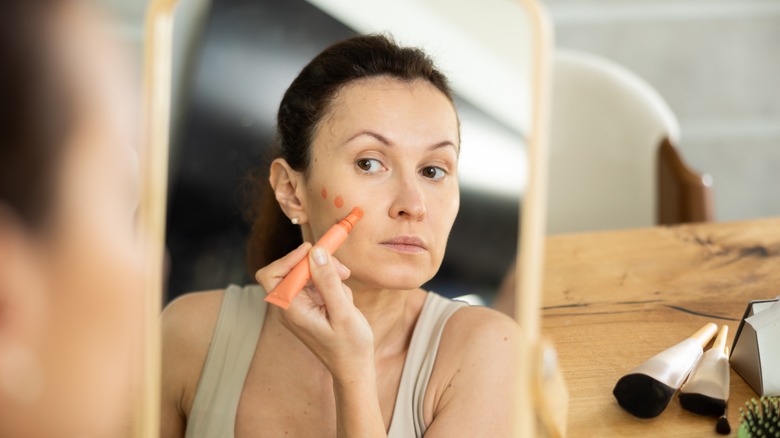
[0,343,45,404]
[291,217,300,225]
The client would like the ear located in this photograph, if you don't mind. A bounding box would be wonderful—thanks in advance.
[269,158,309,225]
[0,205,47,403]
[0,205,43,331]
[0,205,27,328]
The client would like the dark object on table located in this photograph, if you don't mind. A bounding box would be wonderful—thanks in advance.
[613,323,717,418]
[613,373,677,419]
[716,409,731,435]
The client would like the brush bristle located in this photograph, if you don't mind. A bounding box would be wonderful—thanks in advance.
[613,373,676,419]
[679,392,727,417]
[716,415,730,435]
[739,396,780,437]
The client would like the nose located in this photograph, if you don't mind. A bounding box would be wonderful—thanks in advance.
[389,173,426,221]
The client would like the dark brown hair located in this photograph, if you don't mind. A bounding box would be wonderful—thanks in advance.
[0,0,72,227]
[246,34,454,273]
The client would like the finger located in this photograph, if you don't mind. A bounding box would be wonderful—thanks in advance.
[332,256,351,281]
[304,284,325,306]
[343,284,354,304]
[255,242,312,290]
[308,246,351,320]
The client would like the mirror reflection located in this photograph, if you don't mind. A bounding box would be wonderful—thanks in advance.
[159,0,532,436]
[164,0,529,304]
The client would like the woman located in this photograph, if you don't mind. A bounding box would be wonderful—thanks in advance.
[161,35,520,437]
[0,0,144,437]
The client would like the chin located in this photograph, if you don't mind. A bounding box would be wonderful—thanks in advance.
[351,263,438,291]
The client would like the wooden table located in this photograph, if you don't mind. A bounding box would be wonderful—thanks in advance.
[541,218,780,437]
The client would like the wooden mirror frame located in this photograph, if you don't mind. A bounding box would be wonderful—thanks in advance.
[510,1,563,436]
[135,0,177,436]
[138,0,560,436]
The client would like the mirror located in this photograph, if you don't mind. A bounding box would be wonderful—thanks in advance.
[142,0,558,436]
[164,0,529,304]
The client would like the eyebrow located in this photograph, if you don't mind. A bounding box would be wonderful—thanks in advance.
[346,130,459,151]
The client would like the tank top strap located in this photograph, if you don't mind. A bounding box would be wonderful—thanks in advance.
[388,292,468,438]
[185,284,267,438]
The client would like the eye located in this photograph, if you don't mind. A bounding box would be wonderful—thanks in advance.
[421,166,446,180]
[356,158,384,174]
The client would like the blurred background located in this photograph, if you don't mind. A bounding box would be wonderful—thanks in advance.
[102,0,780,303]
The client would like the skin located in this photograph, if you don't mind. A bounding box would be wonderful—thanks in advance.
[0,2,143,438]
[161,77,520,437]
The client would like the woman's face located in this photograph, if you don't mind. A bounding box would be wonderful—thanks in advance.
[299,77,460,291]
[0,4,143,437]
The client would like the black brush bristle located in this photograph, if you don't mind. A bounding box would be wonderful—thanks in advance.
[679,392,727,417]
[716,415,730,435]
[613,373,676,419]
[739,396,780,437]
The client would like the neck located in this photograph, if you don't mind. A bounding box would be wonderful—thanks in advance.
[267,281,424,362]
[355,287,411,356]
[347,279,422,358]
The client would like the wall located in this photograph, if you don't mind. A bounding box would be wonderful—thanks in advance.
[546,0,780,221]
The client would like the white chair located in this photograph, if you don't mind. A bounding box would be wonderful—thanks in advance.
[547,49,710,234]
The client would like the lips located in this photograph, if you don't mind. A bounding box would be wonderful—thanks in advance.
[380,235,427,253]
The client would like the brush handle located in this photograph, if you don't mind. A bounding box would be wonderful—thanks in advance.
[689,323,718,348]
[713,325,729,354]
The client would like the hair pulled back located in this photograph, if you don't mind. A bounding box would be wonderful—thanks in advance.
[246,34,454,273]
[0,0,72,227]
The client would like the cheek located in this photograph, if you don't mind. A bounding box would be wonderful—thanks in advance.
[42,197,144,433]
[430,184,460,236]
[57,191,143,336]
[306,178,369,227]
[311,182,355,212]
[442,191,460,230]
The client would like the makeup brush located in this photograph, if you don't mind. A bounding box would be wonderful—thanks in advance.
[715,347,731,435]
[679,325,730,417]
[613,322,718,419]
[716,400,731,434]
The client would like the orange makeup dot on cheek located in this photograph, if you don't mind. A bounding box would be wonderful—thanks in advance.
[334,196,344,208]
[321,188,328,199]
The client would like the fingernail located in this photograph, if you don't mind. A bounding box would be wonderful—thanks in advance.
[312,247,328,266]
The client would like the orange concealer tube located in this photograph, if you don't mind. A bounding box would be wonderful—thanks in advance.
[265,207,363,309]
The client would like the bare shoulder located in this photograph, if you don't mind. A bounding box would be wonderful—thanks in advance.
[424,305,522,432]
[161,289,226,416]
[441,305,521,353]
[433,304,522,382]
[162,289,225,340]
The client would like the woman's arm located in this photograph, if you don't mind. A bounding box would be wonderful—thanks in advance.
[159,291,224,438]
[255,243,386,438]
[332,367,385,438]
[423,307,522,438]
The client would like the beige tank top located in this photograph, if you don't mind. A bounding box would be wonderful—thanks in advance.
[185,284,466,438]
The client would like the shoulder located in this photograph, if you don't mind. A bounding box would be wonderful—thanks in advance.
[161,289,227,360]
[161,289,226,416]
[423,305,521,430]
[162,289,226,339]
[440,305,521,361]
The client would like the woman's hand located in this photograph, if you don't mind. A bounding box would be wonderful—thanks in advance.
[255,243,375,382]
